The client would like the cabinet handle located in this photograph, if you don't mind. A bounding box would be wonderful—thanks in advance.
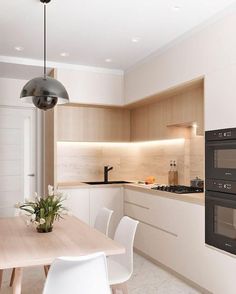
[124,200,150,210]
[127,216,178,238]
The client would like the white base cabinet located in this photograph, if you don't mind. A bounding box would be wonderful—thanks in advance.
[90,187,124,238]
[61,188,90,224]
[61,187,124,237]
[124,188,236,294]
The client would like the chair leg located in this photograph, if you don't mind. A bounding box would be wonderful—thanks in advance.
[10,268,16,287]
[44,265,50,277]
[111,283,129,294]
[0,269,3,289]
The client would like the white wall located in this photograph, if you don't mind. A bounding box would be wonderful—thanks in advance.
[0,77,34,107]
[57,68,124,106]
[124,9,236,131]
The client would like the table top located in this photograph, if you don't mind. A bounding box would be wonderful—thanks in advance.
[0,215,125,269]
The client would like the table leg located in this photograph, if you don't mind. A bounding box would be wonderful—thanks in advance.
[10,268,16,286]
[13,268,23,294]
[44,265,50,277]
[0,269,3,289]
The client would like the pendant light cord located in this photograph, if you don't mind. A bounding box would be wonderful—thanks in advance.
[44,3,47,79]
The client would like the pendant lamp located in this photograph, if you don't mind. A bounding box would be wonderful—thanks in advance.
[20,0,69,111]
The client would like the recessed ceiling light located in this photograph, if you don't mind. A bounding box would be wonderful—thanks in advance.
[105,58,112,63]
[14,46,24,51]
[60,52,69,57]
[172,5,181,11]
[131,37,140,43]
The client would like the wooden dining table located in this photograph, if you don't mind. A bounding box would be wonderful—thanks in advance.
[0,215,125,294]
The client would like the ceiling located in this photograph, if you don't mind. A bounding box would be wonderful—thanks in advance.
[1,0,236,71]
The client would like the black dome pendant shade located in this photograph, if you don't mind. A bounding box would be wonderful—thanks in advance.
[21,76,68,110]
[20,0,69,110]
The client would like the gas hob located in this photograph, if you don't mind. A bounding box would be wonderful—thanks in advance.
[151,185,204,194]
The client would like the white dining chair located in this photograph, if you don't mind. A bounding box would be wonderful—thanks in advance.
[107,216,139,294]
[94,207,113,236]
[43,252,111,294]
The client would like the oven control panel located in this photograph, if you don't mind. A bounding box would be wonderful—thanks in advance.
[206,128,236,141]
[206,179,236,194]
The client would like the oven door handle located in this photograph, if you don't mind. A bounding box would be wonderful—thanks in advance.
[206,140,236,147]
[206,195,236,206]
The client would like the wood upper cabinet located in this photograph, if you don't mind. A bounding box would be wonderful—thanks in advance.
[130,83,204,141]
[57,105,130,142]
[167,86,204,135]
[56,80,203,143]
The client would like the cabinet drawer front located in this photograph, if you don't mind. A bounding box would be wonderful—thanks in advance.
[134,222,178,269]
[125,189,180,234]
[124,201,150,224]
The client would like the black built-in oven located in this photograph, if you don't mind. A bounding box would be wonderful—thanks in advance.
[205,128,236,255]
[206,128,236,181]
[205,190,236,254]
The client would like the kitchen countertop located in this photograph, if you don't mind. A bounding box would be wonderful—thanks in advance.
[124,183,204,206]
[58,181,205,206]
[58,181,126,189]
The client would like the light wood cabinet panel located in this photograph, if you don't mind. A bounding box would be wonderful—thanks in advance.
[43,108,56,194]
[130,107,149,141]
[168,86,204,135]
[130,84,204,141]
[57,105,130,142]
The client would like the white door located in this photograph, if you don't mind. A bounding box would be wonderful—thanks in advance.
[0,107,37,217]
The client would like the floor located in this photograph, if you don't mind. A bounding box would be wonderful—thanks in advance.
[1,253,201,294]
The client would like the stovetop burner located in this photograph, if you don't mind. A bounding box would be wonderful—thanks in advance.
[151,185,204,194]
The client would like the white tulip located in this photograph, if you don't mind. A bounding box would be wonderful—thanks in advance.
[62,209,71,216]
[31,214,36,221]
[35,192,40,201]
[48,185,54,196]
[14,202,21,209]
[39,218,46,225]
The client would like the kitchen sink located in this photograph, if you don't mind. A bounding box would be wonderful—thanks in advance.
[83,181,131,185]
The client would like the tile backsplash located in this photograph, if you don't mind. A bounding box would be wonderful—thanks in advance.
[57,135,204,185]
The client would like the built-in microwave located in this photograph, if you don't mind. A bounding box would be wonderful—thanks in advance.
[205,190,236,255]
[205,128,236,181]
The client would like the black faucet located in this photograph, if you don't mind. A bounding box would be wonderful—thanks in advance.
[104,166,113,183]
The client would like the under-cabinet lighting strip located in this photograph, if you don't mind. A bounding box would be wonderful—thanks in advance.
[57,138,185,147]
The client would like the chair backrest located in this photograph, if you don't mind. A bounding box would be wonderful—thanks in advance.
[43,252,111,294]
[94,207,113,236]
[112,216,139,277]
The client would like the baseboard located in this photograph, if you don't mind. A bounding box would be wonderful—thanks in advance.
[134,248,212,294]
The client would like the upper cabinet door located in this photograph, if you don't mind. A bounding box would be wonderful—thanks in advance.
[57,106,130,142]
[130,84,204,141]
